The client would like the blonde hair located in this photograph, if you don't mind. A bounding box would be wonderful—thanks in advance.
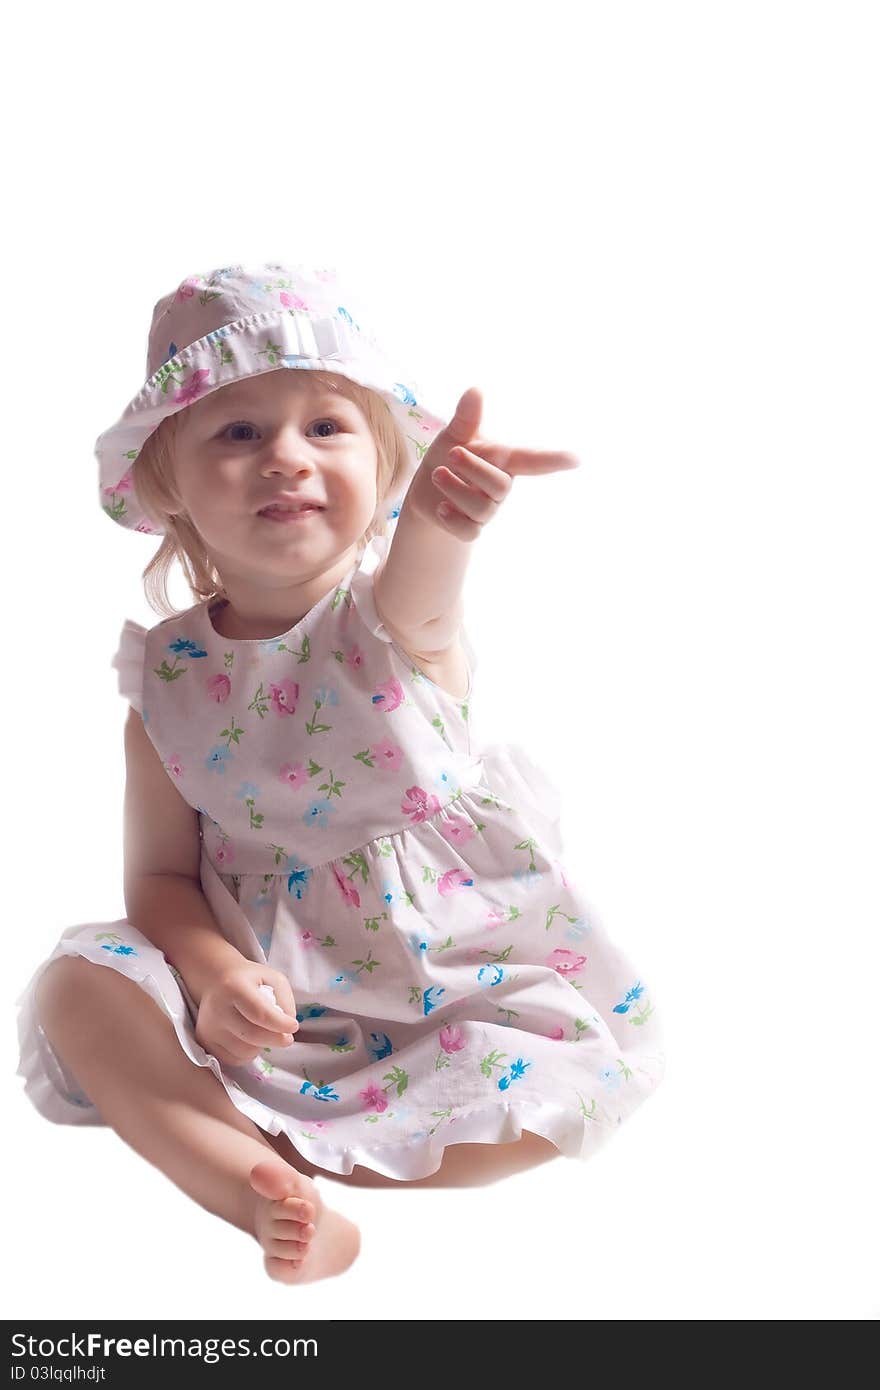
[131,370,411,619]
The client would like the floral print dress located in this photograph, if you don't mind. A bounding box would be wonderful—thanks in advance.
[16,535,665,1179]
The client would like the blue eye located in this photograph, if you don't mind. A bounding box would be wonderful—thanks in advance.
[221,418,340,442]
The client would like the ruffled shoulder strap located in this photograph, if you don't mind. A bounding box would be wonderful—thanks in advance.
[110,618,148,715]
[349,533,480,682]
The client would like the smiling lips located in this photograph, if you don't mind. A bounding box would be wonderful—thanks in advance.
[258,502,324,523]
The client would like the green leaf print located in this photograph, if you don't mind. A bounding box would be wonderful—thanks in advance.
[245,797,264,830]
[428,1107,453,1135]
[354,749,376,767]
[318,770,346,799]
[408,986,423,1006]
[342,851,370,884]
[220,717,245,748]
[363,912,389,933]
[248,682,271,719]
[497,1007,520,1023]
[330,587,352,613]
[480,1049,507,1079]
[545,905,579,931]
[352,950,380,975]
[480,943,513,964]
[629,1001,654,1026]
[383,1065,409,1098]
[515,836,539,872]
[257,338,285,366]
[576,1094,598,1122]
[154,657,187,682]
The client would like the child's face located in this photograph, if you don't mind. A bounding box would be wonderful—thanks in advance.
[171,370,379,585]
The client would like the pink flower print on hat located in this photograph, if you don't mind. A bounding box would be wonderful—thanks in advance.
[174,368,212,406]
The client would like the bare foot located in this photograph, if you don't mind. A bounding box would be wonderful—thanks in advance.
[248,1156,361,1284]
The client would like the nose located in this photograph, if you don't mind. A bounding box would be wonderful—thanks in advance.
[260,424,319,478]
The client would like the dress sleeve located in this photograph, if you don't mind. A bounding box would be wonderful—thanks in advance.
[110,619,148,715]
[349,532,480,686]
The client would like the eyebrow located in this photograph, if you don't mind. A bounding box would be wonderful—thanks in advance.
[201,383,357,413]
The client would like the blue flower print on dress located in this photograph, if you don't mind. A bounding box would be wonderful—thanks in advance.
[169,637,208,659]
[234,781,261,802]
[368,1031,393,1062]
[565,917,592,944]
[598,1063,623,1091]
[407,932,429,957]
[284,858,313,900]
[477,963,506,988]
[392,382,417,407]
[328,969,360,995]
[498,1057,531,1091]
[423,985,445,1016]
[613,982,644,1014]
[512,867,544,892]
[296,1003,328,1023]
[206,745,233,775]
[299,1079,341,1103]
[95,932,138,957]
[303,798,337,830]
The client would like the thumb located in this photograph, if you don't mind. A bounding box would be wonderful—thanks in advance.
[442,386,483,446]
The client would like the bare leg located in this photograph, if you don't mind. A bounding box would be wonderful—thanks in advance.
[34,956,360,1284]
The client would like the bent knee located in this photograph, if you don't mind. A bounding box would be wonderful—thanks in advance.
[34,953,136,1032]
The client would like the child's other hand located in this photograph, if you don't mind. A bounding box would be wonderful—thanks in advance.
[413,386,580,542]
[195,960,300,1067]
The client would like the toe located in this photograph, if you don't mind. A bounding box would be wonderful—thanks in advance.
[265,1254,305,1284]
[249,1158,301,1202]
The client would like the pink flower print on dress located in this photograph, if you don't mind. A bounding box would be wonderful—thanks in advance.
[359,1083,388,1113]
[547,947,587,978]
[300,930,318,948]
[545,1025,566,1041]
[485,907,506,930]
[279,290,310,311]
[402,785,442,823]
[438,868,475,897]
[269,679,299,716]
[438,810,477,848]
[372,738,403,772]
[439,1024,466,1055]
[207,673,231,703]
[372,677,405,712]
[163,754,184,778]
[346,644,366,671]
[175,277,198,302]
[279,761,310,791]
[213,839,234,867]
[174,368,212,407]
[332,863,361,910]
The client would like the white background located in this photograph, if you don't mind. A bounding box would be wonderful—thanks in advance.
[3,0,878,1321]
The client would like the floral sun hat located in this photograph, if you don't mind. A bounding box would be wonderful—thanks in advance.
[95,261,448,537]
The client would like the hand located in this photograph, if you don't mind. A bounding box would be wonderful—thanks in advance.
[195,959,300,1068]
[407,387,580,541]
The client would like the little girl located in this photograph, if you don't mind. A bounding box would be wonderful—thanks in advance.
[16,261,666,1285]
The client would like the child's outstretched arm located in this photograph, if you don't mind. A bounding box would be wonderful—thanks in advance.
[375,387,579,650]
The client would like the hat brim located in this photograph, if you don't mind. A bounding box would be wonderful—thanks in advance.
[95,306,448,535]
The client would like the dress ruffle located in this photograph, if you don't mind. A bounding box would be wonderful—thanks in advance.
[110,618,147,714]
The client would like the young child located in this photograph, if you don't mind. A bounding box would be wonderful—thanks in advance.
[16,261,666,1285]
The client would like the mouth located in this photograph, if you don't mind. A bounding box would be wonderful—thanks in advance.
[258,504,325,524]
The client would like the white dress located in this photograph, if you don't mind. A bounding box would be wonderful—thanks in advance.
[16,536,665,1178]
